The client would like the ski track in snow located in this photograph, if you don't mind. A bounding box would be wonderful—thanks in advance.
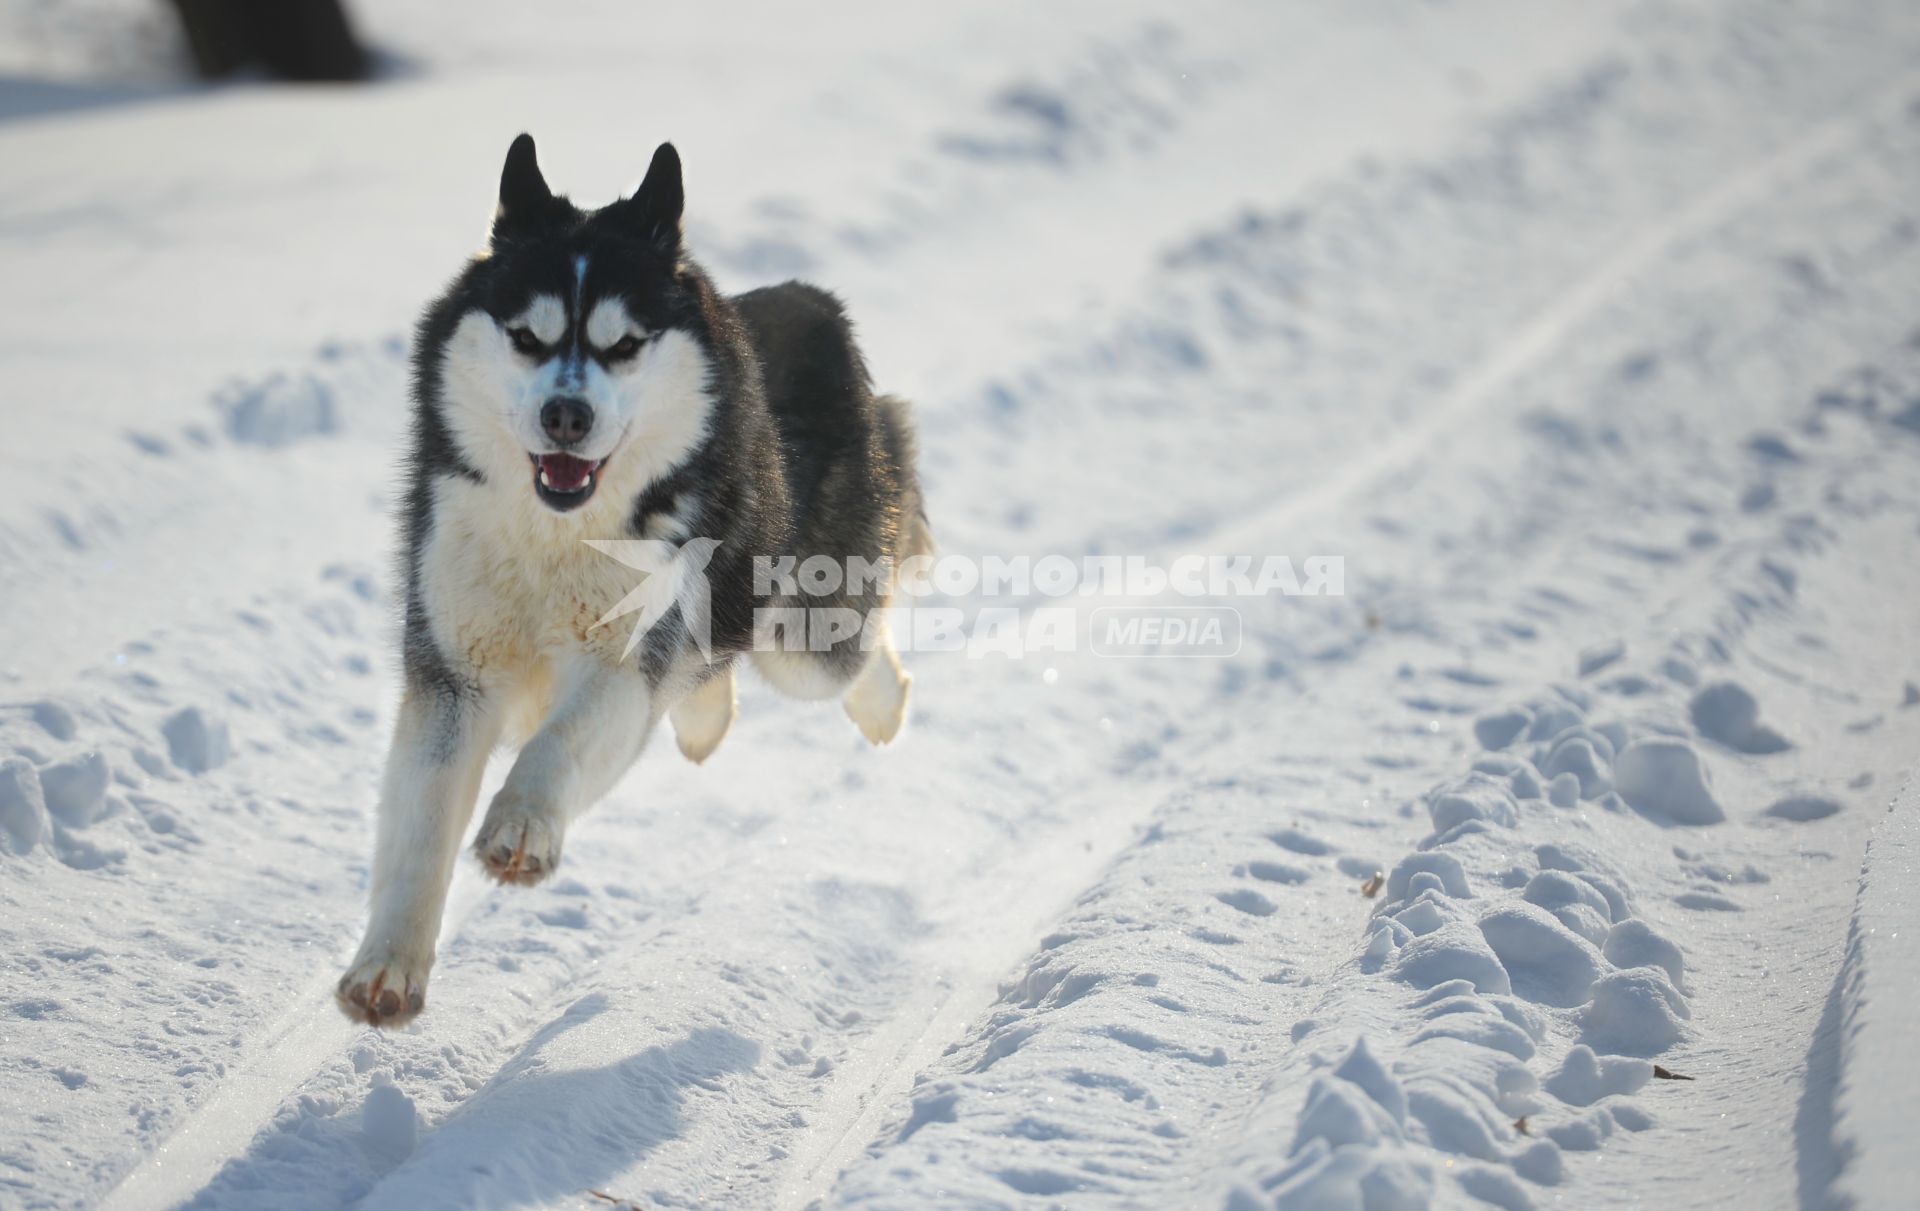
[3,0,1920,1208]
[827,37,1920,1199]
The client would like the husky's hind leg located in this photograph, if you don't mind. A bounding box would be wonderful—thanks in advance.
[670,663,736,764]
[749,617,909,745]
[843,625,910,745]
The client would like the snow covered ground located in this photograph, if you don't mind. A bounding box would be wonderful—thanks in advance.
[2,0,1918,1207]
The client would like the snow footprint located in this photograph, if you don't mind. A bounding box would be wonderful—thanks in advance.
[1268,827,1334,856]
[1242,860,1309,885]
[27,700,77,742]
[1215,888,1277,917]
[1765,793,1842,822]
[1689,681,1789,753]
[0,758,50,855]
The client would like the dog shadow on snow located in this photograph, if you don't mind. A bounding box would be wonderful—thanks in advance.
[183,993,761,1210]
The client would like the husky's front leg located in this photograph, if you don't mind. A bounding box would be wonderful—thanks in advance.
[474,655,657,885]
[339,682,500,1026]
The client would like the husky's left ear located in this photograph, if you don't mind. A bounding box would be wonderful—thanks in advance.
[493,132,559,242]
[609,142,684,252]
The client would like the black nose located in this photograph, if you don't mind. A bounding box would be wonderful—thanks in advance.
[540,397,593,446]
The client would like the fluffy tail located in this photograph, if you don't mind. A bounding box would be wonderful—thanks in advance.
[876,393,935,560]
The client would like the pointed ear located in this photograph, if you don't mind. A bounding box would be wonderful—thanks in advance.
[610,142,684,251]
[494,133,552,232]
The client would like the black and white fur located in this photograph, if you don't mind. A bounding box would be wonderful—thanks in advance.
[338,135,929,1027]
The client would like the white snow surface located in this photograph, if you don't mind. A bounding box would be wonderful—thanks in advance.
[3,1,1920,1208]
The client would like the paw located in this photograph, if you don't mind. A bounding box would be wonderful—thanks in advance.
[845,663,910,746]
[336,951,429,1028]
[675,724,725,765]
[672,702,733,766]
[671,670,736,765]
[473,797,563,886]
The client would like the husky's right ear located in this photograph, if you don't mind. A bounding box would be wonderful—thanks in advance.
[605,142,684,253]
[493,133,554,238]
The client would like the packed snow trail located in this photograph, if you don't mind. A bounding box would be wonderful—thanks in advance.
[2,1,1918,1209]
[825,25,1920,1204]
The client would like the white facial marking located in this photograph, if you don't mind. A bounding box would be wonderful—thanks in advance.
[509,294,567,345]
[439,307,715,523]
[586,298,642,351]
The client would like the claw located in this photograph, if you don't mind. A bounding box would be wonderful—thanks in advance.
[507,825,528,881]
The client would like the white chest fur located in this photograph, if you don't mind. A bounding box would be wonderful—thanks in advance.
[419,474,654,685]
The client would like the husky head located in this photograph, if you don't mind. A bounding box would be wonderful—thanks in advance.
[435,134,713,515]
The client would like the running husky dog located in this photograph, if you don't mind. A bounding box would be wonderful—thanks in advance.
[338,135,928,1026]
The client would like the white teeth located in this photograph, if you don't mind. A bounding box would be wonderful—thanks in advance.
[536,466,594,494]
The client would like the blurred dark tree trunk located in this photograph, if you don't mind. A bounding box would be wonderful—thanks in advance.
[170,0,370,82]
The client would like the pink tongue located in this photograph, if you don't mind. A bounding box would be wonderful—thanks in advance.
[539,453,595,492]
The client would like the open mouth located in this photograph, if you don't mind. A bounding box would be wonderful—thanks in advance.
[529,452,605,511]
